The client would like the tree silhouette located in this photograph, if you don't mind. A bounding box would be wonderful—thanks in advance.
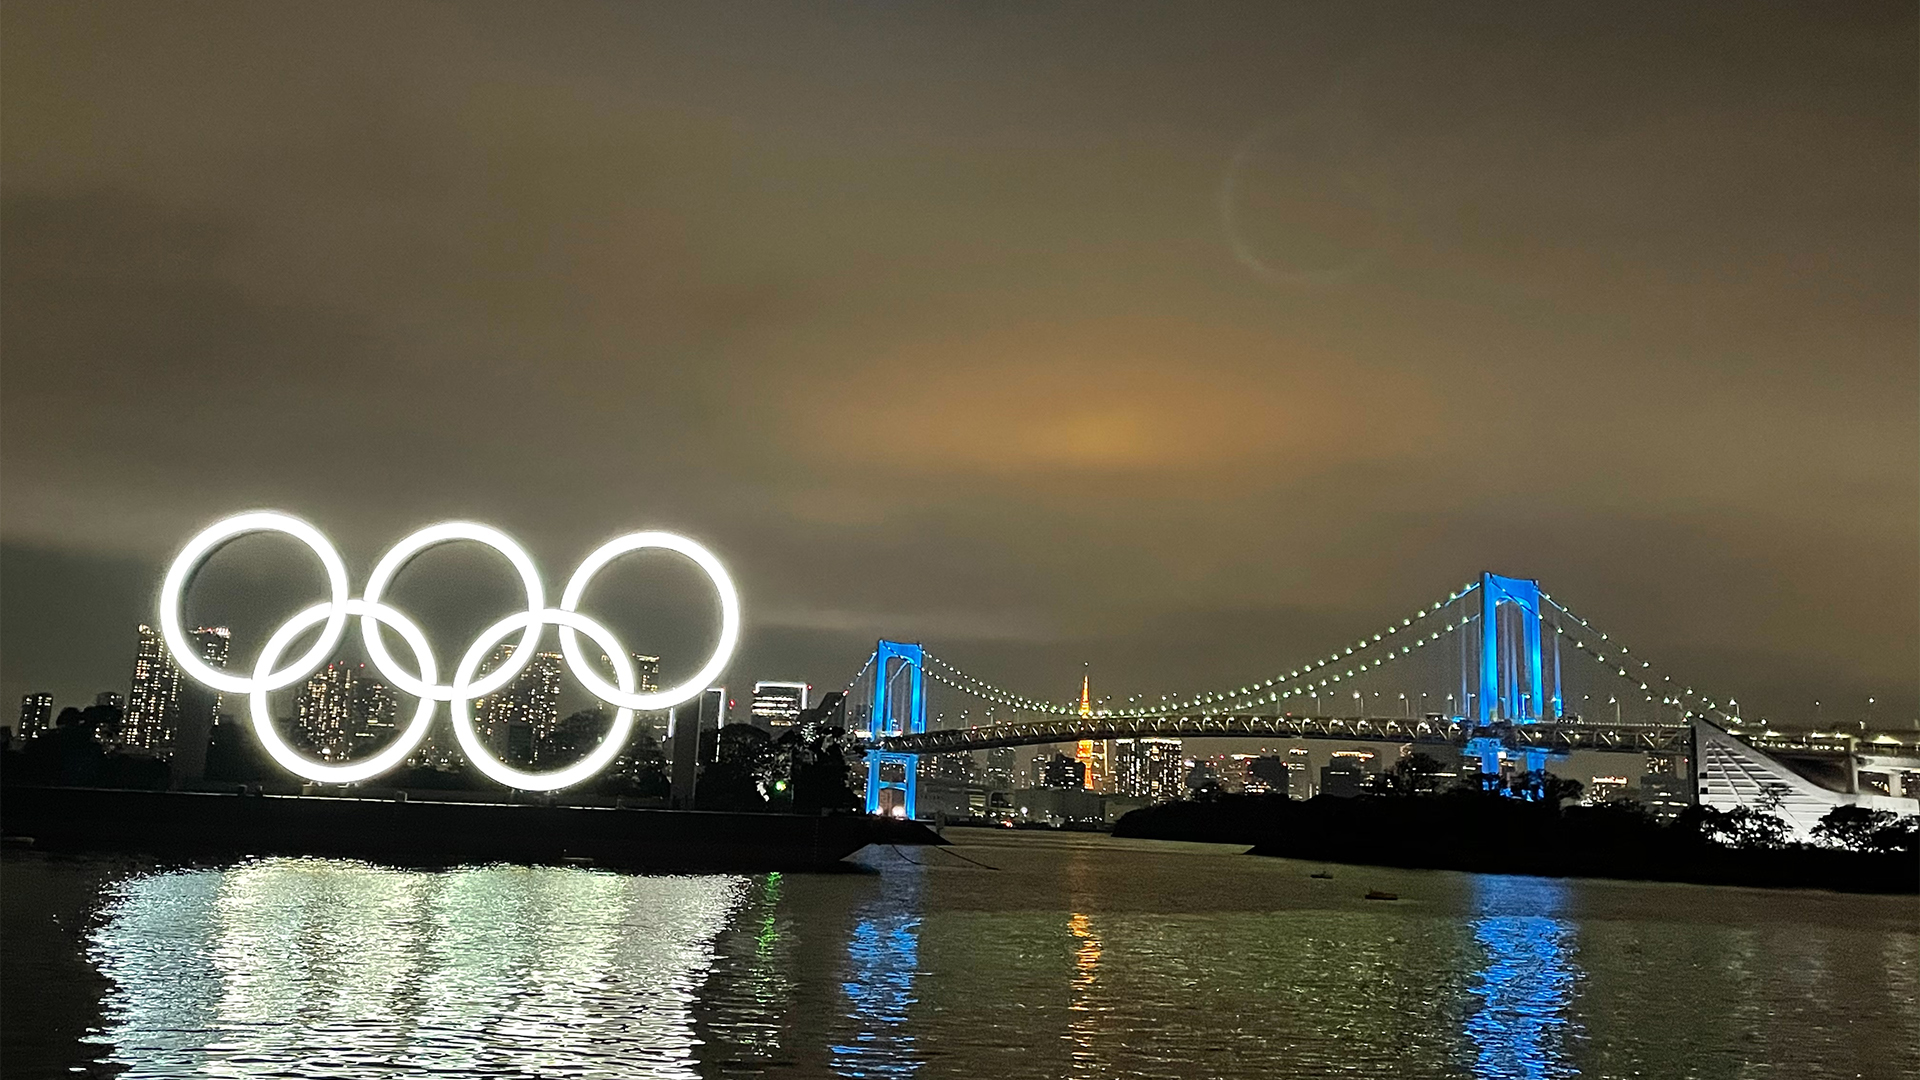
[1811,805,1897,852]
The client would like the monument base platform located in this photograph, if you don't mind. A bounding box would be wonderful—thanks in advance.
[1,785,941,872]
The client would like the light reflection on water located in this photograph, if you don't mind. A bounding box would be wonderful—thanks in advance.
[90,860,746,1078]
[1466,875,1581,1080]
[831,857,922,1078]
[52,835,1920,1079]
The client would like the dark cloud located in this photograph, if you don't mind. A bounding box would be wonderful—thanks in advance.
[2,1,1913,727]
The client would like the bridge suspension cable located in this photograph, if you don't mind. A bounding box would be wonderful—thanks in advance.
[922,580,1483,719]
[842,648,878,698]
[1539,593,1734,723]
[923,652,1075,716]
[878,581,1738,732]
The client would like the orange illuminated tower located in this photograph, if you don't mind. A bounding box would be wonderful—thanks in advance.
[1074,669,1108,792]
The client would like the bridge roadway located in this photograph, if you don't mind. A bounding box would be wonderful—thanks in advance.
[873,714,1697,756]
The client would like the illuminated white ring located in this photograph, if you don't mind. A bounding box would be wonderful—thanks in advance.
[556,531,741,712]
[249,598,439,784]
[161,511,351,695]
[450,608,636,791]
[360,522,546,701]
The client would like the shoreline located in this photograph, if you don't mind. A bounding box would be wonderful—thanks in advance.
[1113,792,1918,894]
[1,784,942,872]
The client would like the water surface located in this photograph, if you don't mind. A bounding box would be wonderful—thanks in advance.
[4,831,1915,1078]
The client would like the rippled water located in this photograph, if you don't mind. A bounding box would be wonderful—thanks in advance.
[6,832,1917,1078]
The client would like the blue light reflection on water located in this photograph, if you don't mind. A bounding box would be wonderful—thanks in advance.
[831,854,924,1079]
[1465,875,1582,1080]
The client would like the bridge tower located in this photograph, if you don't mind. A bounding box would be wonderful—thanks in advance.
[863,640,927,819]
[1464,572,1561,785]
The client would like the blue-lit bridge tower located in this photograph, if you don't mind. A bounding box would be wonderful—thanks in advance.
[864,640,927,818]
[1465,572,1562,785]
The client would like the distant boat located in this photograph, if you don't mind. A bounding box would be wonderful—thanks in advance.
[1310,871,1333,879]
[1364,890,1398,901]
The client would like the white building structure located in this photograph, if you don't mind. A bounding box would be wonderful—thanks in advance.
[1695,719,1917,841]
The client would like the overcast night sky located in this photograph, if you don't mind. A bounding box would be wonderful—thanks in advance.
[2,2,1914,727]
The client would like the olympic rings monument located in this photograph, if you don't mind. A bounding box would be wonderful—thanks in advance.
[161,510,741,792]
[3,510,938,870]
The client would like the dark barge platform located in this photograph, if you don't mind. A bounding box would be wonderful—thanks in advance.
[1,785,943,872]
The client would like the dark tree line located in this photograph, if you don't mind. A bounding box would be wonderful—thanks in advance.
[694,721,861,814]
[2,703,169,789]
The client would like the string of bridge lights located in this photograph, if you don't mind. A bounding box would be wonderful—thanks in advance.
[1538,593,1734,723]
[922,582,1485,719]
[843,649,878,698]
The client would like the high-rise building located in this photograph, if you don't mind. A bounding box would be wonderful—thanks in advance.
[170,627,230,768]
[18,693,54,741]
[1635,774,1690,821]
[1039,752,1086,790]
[921,750,975,784]
[594,652,661,695]
[290,658,399,762]
[349,676,397,747]
[1245,755,1289,794]
[95,691,125,711]
[294,659,359,760]
[473,646,563,764]
[123,623,227,757]
[124,624,181,755]
[751,681,808,730]
[983,745,1020,791]
[696,686,729,729]
[1320,749,1377,798]
[1111,737,1184,801]
[1286,746,1312,797]
[1586,775,1630,803]
[669,687,728,809]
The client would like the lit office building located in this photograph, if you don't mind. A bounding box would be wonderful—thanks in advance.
[17,693,54,741]
[294,660,359,760]
[1039,752,1087,790]
[349,675,397,747]
[921,751,975,784]
[1286,746,1312,797]
[635,655,661,693]
[123,624,182,755]
[983,745,1020,791]
[1112,737,1184,801]
[475,646,564,764]
[123,623,227,757]
[1587,775,1630,804]
[1320,749,1378,798]
[95,691,125,711]
[751,681,809,730]
[1244,754,1290,795]
[595,651,661,695]
[170,626,230,762]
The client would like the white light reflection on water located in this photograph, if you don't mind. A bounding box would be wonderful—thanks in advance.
[87,858,748,1079]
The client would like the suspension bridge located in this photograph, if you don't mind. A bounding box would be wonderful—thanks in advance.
[839,572,1919,822]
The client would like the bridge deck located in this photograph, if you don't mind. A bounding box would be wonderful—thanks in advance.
[874,715,1694,755]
